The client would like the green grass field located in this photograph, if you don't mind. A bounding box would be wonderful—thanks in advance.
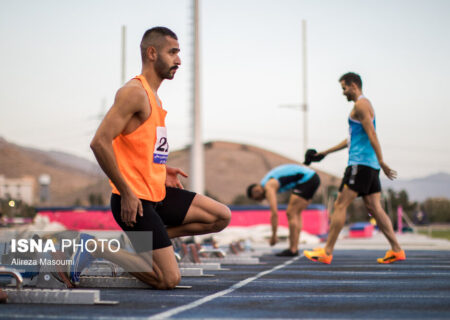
[418,227,450,241]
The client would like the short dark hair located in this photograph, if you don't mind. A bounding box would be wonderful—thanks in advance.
[246,184,258,198]
[140,26,178,62]
[339,72,362,89]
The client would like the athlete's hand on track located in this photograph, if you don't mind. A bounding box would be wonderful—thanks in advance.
[269,234,278,246]
[166,166,188,189]
[121,192,143,227]
[380,161,397,180]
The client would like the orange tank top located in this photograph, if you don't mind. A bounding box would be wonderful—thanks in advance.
[110,75,169,202]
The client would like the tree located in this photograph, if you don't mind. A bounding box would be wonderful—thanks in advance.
[421,198,450,223]
[0,198,35,218]
[386,189,417,216]
[231,194,259,206]
[88,193,106,206]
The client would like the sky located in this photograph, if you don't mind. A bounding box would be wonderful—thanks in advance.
[1,0,449,180]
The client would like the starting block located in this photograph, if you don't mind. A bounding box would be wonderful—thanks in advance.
[84,261,212,277]
[172,238,227,263]
[179,262,227,271]
[3,288,117,305]
[198,248,227,258]
[182,240,260,265]
[0,267,117,305]
[180,268,213,277]
[0,264,69,289]
[200,257,260,265]
[79,275,191,289]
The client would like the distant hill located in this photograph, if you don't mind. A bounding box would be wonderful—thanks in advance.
[0,137,105,206]
[3,135,446,206]
[167,141,341,204]
[382,172,450,202]
[0,137,341,206]
[39,150,102,176]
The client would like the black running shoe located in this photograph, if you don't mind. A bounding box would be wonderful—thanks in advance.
[275,249,299,257]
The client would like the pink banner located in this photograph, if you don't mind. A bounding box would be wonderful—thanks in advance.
[37,208,328,235]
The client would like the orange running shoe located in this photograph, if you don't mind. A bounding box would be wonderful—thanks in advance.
[377,250,406,264]
[303,247,333,264]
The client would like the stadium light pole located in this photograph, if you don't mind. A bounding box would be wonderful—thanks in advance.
[190,0,205,194]
[279,20,308,161]
[121,25,126,85]
[302,19,308,156]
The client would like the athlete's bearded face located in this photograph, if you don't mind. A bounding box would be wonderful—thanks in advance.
[155,37,181,80]
[341,80,356,101]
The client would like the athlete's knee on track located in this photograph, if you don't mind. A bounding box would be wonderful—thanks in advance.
[162,272,181,290]
[155,271,181,290]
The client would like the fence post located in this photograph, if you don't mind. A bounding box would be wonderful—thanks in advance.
[397,206,403,234]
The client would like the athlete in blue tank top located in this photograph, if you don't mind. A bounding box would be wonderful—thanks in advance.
[260,164,316,193]
[303,72,404,265]
[247,164,320,257]
[348,101,380,169]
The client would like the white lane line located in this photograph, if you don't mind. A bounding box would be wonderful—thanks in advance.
[147,255,302,320]
[249,279,450,284]
[302,264,450,269]
[120,293,450,300]
[298,271,450,276]
[0,316,148,320]
[219,294,450,299]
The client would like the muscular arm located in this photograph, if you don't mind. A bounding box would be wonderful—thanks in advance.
[264,179,279,245]
[354,100,397,180]
[320,139,348,156]
[90,85,149,225]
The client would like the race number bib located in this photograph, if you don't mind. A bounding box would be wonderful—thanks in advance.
[153,127,169,164]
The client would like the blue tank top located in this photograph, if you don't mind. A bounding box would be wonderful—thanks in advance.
[260,164,316,193]
[348,115,380,169]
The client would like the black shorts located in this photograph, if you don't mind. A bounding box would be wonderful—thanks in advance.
[339,165,381,196]
[291,173,320,200]
[111,187,196,252]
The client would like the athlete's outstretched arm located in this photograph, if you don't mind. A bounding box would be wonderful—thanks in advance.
[90,86,148,226]
[319,139,348,157]
[264,180,279,246]
[354,100,397,180]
